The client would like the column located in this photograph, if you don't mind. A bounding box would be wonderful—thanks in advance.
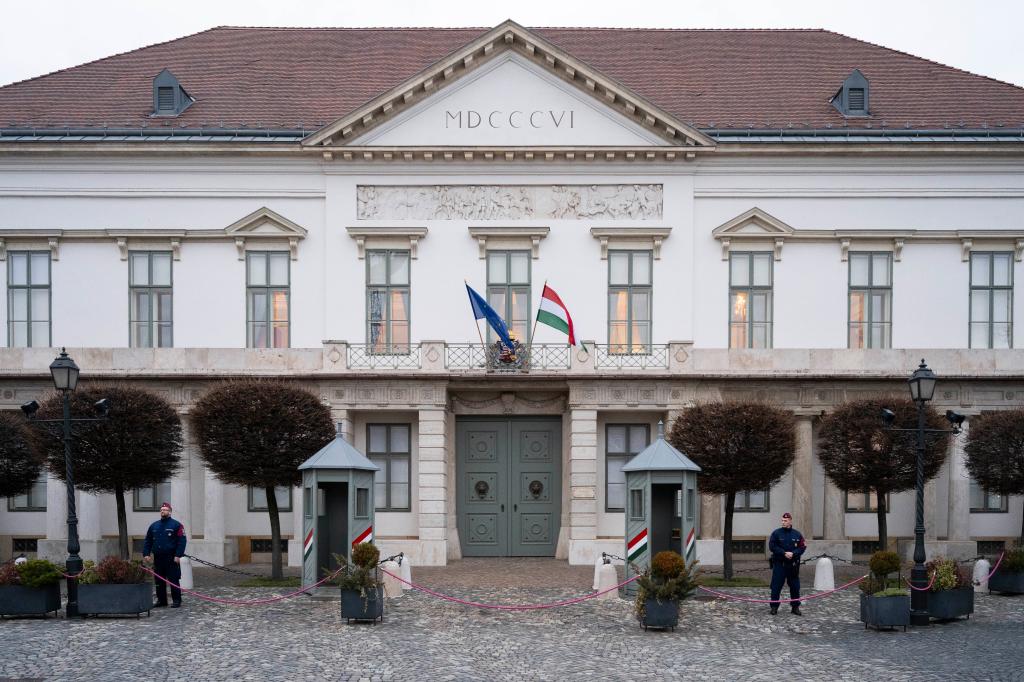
[924,478,938,540]
[76,490,103,561]
[790,415,814,533]
[947,419,971,541]
[417,408,448,566]
[189,466,236,564]
[39,472,68,562]
[568,409,598,564]
[823,478,846,540]
[332,408,354,444]
[170,414,194,537]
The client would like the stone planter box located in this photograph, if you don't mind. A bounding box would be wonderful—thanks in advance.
[341,586,384,624]
[0,583,61,617]
[859,593,910,631]
[640,598,679,631]
[988,570,1024,595]
[928,588,974,620]
[78,584,152,617]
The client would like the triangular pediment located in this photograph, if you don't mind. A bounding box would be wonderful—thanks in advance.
[224,207,308,237]
[711,208,795,237]
[304,20,713,150]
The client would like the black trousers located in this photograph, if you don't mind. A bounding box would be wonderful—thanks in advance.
[153,554,182,605]
[770,562,800,609]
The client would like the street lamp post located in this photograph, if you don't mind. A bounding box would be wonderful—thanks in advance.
[906,359,938,627]
[50,349,83,617]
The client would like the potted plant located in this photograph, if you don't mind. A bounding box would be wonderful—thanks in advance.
[0,559,63,618]
[859,550,910,631]
[634,551,699,631]
[926,557,974,620]
[333,543,384,624]
[988,546,1024,595]
[77,556,153,617]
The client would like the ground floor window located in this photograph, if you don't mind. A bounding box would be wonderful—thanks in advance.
[970,479,1008,512]
[7,474,46,511]
[734,489,769,512]
[133,481,171,512]
[844,490,890,512]
[248,486,292,512]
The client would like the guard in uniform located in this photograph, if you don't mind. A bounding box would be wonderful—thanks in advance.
[143,501,187,608]
[768,512,806,615]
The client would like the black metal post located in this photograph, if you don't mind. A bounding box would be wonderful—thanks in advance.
[910,399,929,626]
[62,390,83,618]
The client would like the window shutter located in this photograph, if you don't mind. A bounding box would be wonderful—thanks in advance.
[847,88,865,111]
[157,86,174,111]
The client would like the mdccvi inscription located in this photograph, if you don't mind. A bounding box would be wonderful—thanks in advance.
[445,109,575,129]
[357,184,663,220]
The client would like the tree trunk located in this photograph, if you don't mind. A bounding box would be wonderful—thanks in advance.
[875,489,888,552]
[266,486,283,580]
[723,491,736,580]
[114,483,129,560]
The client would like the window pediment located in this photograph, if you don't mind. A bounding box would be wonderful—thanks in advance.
[225,207,308,261]
[590,227,672,259]
[468,226,549,259]
[346,226,428,259]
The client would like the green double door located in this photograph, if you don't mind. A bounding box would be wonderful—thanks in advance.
[456,417,562,557]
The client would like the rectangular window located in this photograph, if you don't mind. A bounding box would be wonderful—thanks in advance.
[605,424,650,512]
[845,490,891,512]
[730,539,766,554]
[969,479,1008,512]
[970,252,1013,349]
[487,251,531,343]
[13,538,38,553]
[355,488,369,518]
[366,250,410,354]
[129,251,173,348]
[7,251,51,348]
[247,486,292,512]
[685,486,695,522]
[366,424,411,511]
[608,250,652,354]
[7,474,46,511]
[629,489,644,520]
[729,252,773,348]
[250,538,289,553]
[734,489,769,512]
[303,486,312,518]
[133,481,172,512]
[246,252,290,348]
[848,252,892,349]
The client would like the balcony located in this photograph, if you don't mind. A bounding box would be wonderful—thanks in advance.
[445,343,572,373]
[594,344,670,370]
[346,344,422,370]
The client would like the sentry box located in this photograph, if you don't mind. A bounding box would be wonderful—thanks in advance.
[298,424,380,589]
[621,421,701,597]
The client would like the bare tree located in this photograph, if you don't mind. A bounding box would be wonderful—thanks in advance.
[36,385,183,559]
[0,411,43,498]
[669,402,796,579]
[817,398,947,550]
[190,380,334,579]
[965,410,1024,544]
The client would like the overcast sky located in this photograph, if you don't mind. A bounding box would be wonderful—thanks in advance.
[1,0,1022,89]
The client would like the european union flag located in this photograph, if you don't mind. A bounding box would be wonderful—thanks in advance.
[465,284,514,350]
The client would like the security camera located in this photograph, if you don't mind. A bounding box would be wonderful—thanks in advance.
[93,398,111,417]
[946,410,966,430]
[20,400,39,418]
[880,408,896,426]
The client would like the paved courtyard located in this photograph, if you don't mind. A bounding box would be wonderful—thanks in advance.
[2,559,1023,681]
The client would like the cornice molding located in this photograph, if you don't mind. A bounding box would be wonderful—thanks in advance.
[345,226,429,259]
[590,227,672,259]
[467,226,550,259]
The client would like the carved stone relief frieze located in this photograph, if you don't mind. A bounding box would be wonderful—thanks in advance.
[357,184,663,221]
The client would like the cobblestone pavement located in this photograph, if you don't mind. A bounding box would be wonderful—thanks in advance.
[2,559,1023,681]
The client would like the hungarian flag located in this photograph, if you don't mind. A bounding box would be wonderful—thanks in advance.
[537,284,582,348]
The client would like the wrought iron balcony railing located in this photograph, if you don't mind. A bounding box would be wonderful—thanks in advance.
[445,343,572,373]
[593,343,670,370]
[346,343,422,370]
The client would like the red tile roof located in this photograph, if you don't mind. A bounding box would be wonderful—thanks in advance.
[1,26,1022,132]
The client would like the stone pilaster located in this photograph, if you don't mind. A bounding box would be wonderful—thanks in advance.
[76,491,105,562]
[188,466,237,564]
[418,408,448,565]
[818,477,852,561]
[568,409,597,564]
[170,414,194,537]
[38,473,68,562]
[948,419,971,541]
[791,415,814,532]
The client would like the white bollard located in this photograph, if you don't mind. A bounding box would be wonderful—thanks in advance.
[178,556,194,590]
[813,557,835,592]
[592,554,607,590]
[973,559,991,593]
[595,563,619,600]
[14,556,27,566]
[380,560,402,598]
[399,555,412,591]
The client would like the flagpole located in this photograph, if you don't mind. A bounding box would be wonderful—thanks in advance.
[465,279,487,349]
[526,279,546,360]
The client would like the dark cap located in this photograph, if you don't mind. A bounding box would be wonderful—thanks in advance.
[781,512,792,519]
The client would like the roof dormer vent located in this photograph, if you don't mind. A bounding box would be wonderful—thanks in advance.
[152,69,193,117]
[830,69,870,117]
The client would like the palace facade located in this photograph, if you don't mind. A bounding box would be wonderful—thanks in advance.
[1,22,1023,566]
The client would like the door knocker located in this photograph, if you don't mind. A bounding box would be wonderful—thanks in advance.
[528,480,543,498]
[474,480,490,498]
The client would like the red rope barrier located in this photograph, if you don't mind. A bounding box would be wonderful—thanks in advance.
[138,565,343,606]
[904,572,937,592]
[696,575,868,604]
[380,567,639,610]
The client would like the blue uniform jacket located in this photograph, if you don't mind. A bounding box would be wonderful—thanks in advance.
[768,527,806,566]
[143,517,187,557]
